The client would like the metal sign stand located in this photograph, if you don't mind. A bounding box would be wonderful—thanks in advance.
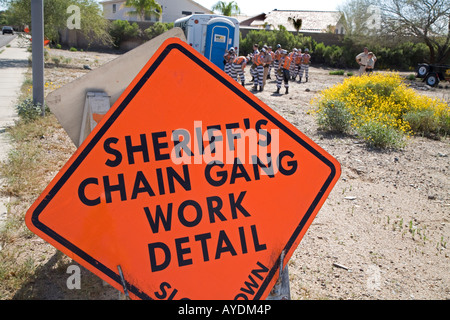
[31,0,45,115]
[117,265,131,300]
[266,250,291,300]
[114,255,291,300]
[79,91,111,146]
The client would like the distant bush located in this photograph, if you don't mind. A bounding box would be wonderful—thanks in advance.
[51,56,61,66]
[329,70,345,75]
[239,30,431,70]
[144,22,173,40]
[240,27,315,56]
[109,20,140,49]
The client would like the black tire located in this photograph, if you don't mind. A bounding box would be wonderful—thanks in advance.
[416,64,429,78]
[425,73,439,87]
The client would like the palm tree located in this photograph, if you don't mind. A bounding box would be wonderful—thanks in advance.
[211,1,240,16]
[288,16,302,35]
[124,0,162,21]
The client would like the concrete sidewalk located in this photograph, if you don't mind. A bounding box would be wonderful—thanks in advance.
[0,35,30,232]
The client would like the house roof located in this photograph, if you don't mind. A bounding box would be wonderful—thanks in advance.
[241,10,343,33]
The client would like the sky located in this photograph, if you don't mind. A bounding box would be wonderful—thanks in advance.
[196,0,346,16]
[0,0,346,16]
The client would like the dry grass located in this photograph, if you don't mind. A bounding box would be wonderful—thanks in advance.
[0,48,119,300]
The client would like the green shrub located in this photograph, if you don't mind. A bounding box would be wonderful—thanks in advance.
[357,121,406,149]
[316,100,352,133]
[329,70,345,75]
[69,47,77,52]
[404,108,450,137]
[16,98,47,122]
[144,22,173,39]
[109,20,140,49]
[51,56,61,66]
[240,27,316,56]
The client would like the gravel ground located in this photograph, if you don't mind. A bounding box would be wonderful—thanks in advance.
[6,47,450,300]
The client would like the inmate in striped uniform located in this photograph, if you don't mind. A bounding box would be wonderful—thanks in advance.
[292,49,302,81]
[299,48,311,82]
[231,56,247,86]
[252,49,265,91]
[288,49,298,80]
[224,48,236,76]
[249,44,259,82]
[273,44,282,78]
[267,46,274,79]
[275,50,291,94]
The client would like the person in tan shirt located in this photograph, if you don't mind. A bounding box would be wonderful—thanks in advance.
[356,47,377,76]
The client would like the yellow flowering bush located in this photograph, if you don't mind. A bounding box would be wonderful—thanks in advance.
[312,73,450,148]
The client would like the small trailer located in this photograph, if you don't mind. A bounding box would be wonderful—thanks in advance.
[174,14,240,71]
[416,63,450,87]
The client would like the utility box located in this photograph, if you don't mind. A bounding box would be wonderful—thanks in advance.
[174,14,239,70]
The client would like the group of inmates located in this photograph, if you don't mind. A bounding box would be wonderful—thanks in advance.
[223,43,311,95]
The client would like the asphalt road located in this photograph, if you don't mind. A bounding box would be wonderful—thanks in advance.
[0,33,17,49]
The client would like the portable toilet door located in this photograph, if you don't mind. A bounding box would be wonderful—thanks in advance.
[204,17,235,71]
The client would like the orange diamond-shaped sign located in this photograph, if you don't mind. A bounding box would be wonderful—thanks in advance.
[25,38,340,300]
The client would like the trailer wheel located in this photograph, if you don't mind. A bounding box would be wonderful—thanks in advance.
[425,73,439,87]
[416,64,429,78]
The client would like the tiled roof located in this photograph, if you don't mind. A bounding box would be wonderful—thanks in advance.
[246,10,343,33]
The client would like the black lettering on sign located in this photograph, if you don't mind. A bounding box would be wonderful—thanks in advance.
[146,223,266,272]
[154,281,189,300]
[142,191,250,233]
[234,261,269,300]
[77,165,191,206]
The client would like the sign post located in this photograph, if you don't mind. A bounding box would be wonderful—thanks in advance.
[31,0,45,114]
[25,38,340,300]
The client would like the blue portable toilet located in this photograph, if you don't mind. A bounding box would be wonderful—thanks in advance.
[204,17,236,71]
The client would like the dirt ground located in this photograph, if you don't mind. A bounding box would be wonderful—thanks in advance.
[253,66,450,300]
[5,47,450,300]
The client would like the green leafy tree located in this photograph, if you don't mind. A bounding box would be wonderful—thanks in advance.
[378,0,450,64]
[211,1,240,16]
[339,0,450,64]
[338,0,376,37]
[2,0,111,45]
[124,0,162,21]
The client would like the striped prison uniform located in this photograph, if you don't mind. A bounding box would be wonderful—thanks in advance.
[288,51,297,78]
[299,53,311,82]
[250,49,260,81]
[224,51,236,76]
[231,56,247,85]
[253,53,265,89]
[268,50,275,77]
[276,55,291,89]
[292,52,303,80]
[273,49,282,78]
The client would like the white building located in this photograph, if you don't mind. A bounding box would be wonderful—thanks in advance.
[100,0,213,23]
[240,10,346,34]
